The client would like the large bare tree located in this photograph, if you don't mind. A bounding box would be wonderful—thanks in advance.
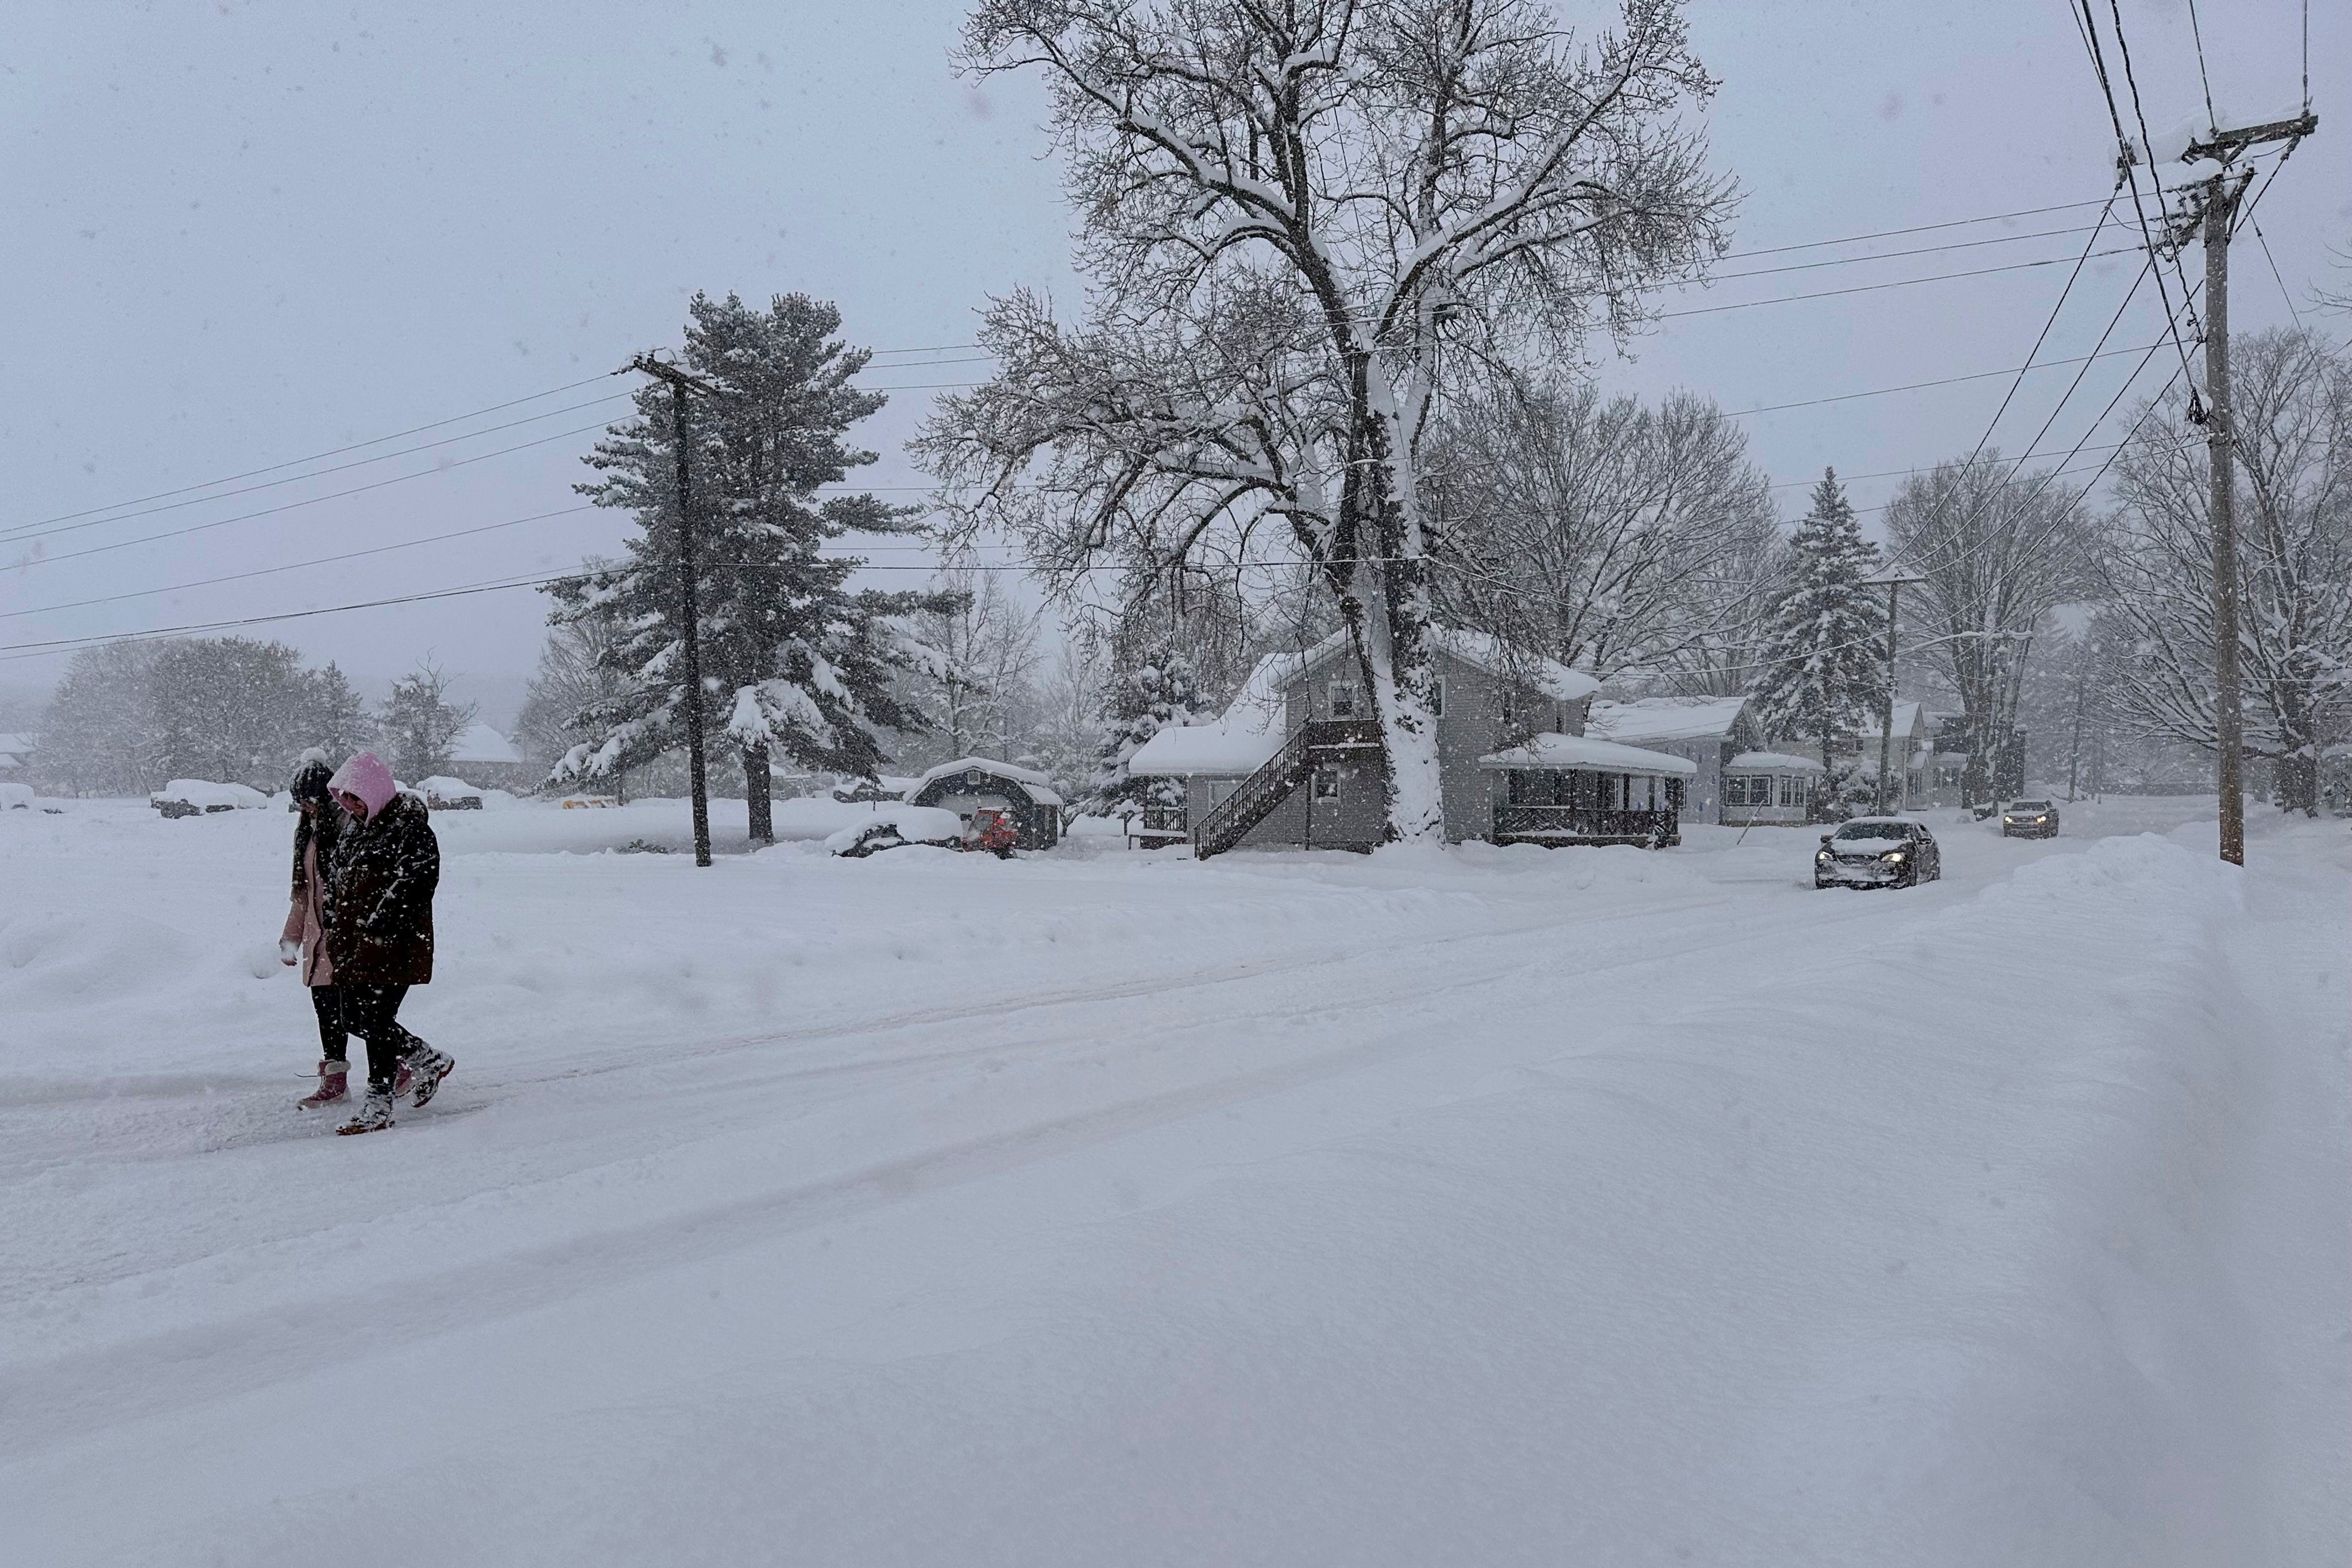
[1427,376,1779,685]
[920,0,1731,840]
[1885,451,2097,806]
[2101,329,2351,813]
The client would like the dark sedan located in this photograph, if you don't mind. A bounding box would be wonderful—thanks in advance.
[2000,799,2060,839]
[1815,817,1942,889]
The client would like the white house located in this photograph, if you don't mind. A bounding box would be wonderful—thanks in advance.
[448,723,535,791]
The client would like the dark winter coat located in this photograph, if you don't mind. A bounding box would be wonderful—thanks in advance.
[324,791,440,986]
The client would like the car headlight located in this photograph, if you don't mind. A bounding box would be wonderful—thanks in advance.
[1816,849,1831,863]
[1883,851,1906,862]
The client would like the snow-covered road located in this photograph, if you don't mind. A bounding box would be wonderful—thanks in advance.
[2,800,2344,1564]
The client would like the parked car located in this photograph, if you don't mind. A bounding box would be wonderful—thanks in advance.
[150,779,271,818]
[1999,798,2059,839]
[0,782,35,811]
[1814,816,1942,889]
[416,775,484,811]
[825,805,967,859]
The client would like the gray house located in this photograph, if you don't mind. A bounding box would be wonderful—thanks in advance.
[1130,629,1691,853]
[1584,697,1760,825]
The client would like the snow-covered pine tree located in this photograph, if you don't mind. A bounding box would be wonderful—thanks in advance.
[1089,642,1203,822]
[547,292,956,840]
[1752,469,1888,808]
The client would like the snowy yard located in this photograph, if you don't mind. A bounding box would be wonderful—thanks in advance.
[2,798,2345,1565]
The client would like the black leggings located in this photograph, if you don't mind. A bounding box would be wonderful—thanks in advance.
[338,983,431,1092]
[310,984,350,1062]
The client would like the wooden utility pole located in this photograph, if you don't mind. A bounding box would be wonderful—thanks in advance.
[2171,111,2315,865]
[1865,571,1927,816]
[628,353,723,868]
[2202,178,2246,865]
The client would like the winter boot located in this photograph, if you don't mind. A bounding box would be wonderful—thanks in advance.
[404,1046,456,1109]
[335,1090,396,1136]
[297,1059,350,1108]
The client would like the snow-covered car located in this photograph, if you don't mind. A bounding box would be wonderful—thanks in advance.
[824,805,967,858]
[0,781,35,811]
[1814,817,1941,889]
[1999,798,2059,839]
[829,775,916,804]
[416,775,484,811]
[150,779,272,818]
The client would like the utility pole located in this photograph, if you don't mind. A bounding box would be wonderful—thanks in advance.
[1864,571,1927,816]
[2166,111,2316,865]
[628,353,724,868]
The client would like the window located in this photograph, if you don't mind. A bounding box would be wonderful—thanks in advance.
[1328,681,1360,719]
[1428,677,1445,719]
[1724,774,1769,808]
[1778,774,1809,808]
[1312,767,1340,801]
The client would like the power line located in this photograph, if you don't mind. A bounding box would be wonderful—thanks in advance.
[1723,335,2162,420]
[11,370,627,535]
[0,505,596,623]
[2,418,620,571]
[1704,222,2106,283]
[2251,220,2304,326]
[2186,0,2220,134]
[0,392,633,545]
[1715,197,2117,261]
[1652,245,2139,321]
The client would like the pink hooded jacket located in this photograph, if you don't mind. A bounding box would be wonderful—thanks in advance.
[327,751,398,821]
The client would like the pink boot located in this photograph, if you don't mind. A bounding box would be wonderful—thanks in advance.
[297,1059,350,1107]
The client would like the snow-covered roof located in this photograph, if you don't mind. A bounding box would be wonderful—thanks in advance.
[1129,648,1302,778]
[1847,702,1928,743]
[1586,697,1748,744]
[1127,721,1285,777]
[450,723,522,765]
[1288,627,1598,704]
[912,756,1064,807]
[416,775,482,797]
[1478,732,1698,777]
[1727,751,1825,773]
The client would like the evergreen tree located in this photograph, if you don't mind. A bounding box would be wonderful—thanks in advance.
[1753,469,1889,802]
[1089,641,1203,820]
[377,659,477,781]
[548,291,953,841]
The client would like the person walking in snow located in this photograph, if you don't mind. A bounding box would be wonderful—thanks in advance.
[279,751,377,1107]
[321,751,455,1135]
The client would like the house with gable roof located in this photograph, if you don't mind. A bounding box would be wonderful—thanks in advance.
[1127,629,1696,855]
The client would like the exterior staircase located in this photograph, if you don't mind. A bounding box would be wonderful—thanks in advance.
[1192,719,1382,858]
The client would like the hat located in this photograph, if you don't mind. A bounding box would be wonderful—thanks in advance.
[289,752,335,805]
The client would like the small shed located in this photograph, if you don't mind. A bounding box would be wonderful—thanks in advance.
[449,723,536,792]
[905,757,1064,849]
[1719,751,1825,825]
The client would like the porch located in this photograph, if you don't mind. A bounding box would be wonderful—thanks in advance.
[1478,732,1698,850]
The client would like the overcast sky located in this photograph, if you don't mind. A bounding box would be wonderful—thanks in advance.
[2,0,2342,721]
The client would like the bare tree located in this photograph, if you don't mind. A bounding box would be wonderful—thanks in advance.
[922,0,1731,841]
[517,610,632,797]
[1885,451,2097,806]
[2101,329,2352,814]
[899,558,1042,766]
[1428,376,1779,683]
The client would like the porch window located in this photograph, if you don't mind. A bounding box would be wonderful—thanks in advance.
[1328,681,1361,719]
[1777,774,1808,808]
[1312,767,1341,801]
[1724,774,1767,808]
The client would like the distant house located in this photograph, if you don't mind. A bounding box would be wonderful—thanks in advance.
[1717,751,1826,826]
[904,757,1064,849]
[1131,629,1697,853]
[448,723,536,792]
[1585,697,1760,825]
[0,733,33,782]
[1841,701,1934,809]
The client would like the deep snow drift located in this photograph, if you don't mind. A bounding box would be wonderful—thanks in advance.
[1,798,2344,1565]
